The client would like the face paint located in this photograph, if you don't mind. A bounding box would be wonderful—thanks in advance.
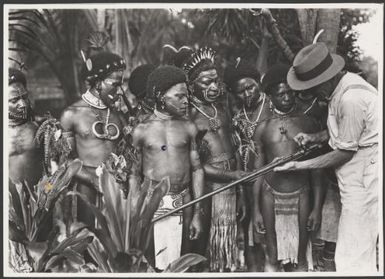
[234,77,261,108]
[99,71,124,108]
[9,82,30,121]
[193,69,221,103]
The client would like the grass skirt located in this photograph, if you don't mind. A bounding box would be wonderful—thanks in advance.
[209,182,238,272]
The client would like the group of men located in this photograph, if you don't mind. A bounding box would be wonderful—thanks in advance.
[8,40,379,274]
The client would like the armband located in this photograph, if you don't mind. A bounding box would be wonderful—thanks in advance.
[62,131,74,139]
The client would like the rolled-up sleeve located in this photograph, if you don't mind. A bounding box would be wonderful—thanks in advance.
[334,91,366,151]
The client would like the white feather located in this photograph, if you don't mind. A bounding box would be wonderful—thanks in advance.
[80,50,87,63]
[313,29,324,44]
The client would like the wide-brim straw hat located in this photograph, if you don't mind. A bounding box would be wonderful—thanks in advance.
[287,42,345,91]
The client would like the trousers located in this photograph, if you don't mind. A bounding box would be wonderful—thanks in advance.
[334,144,378,273]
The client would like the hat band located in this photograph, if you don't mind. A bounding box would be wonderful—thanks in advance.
[296,53,333,81]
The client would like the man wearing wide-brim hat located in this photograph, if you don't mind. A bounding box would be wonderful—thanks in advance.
[275,42,379,274]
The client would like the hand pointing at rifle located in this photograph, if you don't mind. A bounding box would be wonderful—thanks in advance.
[293,132,315,148]
[275,132,322,172]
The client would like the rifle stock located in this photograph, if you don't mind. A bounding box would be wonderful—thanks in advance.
[151,144,320,223]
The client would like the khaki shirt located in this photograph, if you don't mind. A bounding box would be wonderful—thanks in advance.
[327,72,378,151]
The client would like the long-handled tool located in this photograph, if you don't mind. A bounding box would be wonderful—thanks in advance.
[151,144,320,223]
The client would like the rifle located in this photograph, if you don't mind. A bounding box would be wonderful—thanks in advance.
[151,144,320,223]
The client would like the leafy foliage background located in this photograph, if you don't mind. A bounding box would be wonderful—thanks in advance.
[8,8,376,116]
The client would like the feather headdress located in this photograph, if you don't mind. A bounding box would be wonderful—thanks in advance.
[87,31,110,52]
[80,32,126,83]
[182,46,216,73]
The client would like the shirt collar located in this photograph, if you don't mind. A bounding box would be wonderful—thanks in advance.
[329,72,348,101]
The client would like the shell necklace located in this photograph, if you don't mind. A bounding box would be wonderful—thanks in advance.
[82,91,120,140]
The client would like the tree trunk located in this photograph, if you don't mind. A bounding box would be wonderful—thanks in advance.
[296,9,318,47]
[256,35,270,75]
[97,9,105,31]
[261,9,295,61]
[296,9,341,53]
[316,9,341,53]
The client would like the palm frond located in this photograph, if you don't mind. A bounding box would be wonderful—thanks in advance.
[87,31,110,51]
[8,47,29,52]
[9,25,40,43]
[9,16,40,27]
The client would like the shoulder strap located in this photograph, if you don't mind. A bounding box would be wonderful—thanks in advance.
[342,83,377,96]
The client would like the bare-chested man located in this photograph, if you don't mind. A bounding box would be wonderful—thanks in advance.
[8,68,43,188]
[60,51,127,227]
[252,64,324,271]
[224,61,271,271]
[180,47,247,272]
[130,65,204,270]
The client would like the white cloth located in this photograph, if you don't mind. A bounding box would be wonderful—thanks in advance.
[154,215,183,270]
[153,191,186,270]
[327,72,379,273]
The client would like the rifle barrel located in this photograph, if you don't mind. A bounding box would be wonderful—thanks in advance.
[151,144,319,223]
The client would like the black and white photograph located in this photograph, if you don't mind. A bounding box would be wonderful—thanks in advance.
[3,2,383,277]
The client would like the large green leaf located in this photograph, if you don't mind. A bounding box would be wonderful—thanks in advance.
[163,253,206,273]
[33,226,60,272]
[9,220,28,243]
[66,191,118,257]
[8,183,26,233]
[51,234,93,255]
[87,238,112,272]
[129,177,170,251]
[97,163,127,251]
[26,241,49,270]
[13,181,33,240]
[61,248,85,265]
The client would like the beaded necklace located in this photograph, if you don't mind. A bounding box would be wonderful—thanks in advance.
[241,93,266,139]
[190,95,221,132]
